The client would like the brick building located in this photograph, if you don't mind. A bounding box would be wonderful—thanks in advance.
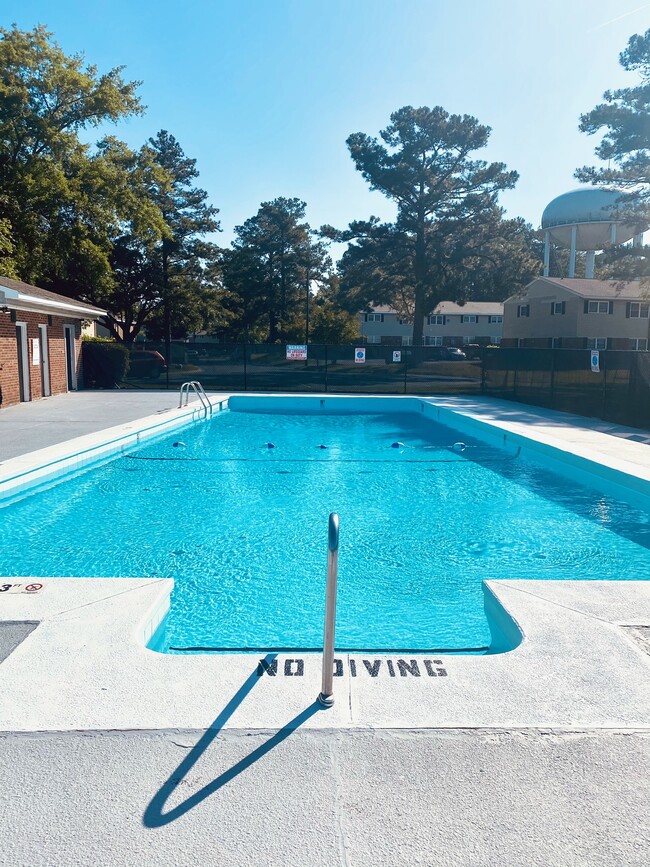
[0,276,105,408]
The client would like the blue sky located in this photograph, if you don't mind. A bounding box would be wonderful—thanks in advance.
[7,0,650,254]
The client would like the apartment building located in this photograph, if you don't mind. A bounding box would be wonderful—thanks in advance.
[359,301,504,346]
[502,277,650,350]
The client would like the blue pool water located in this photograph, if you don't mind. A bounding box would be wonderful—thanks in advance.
[2,407,650,652]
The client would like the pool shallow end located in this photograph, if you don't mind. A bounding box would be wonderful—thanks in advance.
[147,580,523,656]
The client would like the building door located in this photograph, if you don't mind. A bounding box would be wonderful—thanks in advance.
[63,324,77,390]
[16,322,30,402]
[39,324,51,397]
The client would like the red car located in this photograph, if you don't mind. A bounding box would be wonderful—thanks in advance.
[127,350,168,379]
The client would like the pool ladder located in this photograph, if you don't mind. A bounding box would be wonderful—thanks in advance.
[179,381,213,419]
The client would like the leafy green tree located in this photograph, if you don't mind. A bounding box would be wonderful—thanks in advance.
[224,197,330,342]
[330,210,541,328]
[0,25,146,287]
[146,131,221,343]
[340,106,520,344]
[308,277,361,344]
[577,28,650,275]
[87,131,223,344]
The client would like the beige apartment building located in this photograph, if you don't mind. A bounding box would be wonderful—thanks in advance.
[502,277,650,350]
[359,301,504,346]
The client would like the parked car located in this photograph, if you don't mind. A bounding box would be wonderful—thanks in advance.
[430,346,467,360]
[461,344,483,360]
[127,350,167,379]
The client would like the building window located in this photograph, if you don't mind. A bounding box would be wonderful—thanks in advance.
[424,335,442,346]
[632,338,648,351]
[627,302,650,319]
[587,337,608,350]
[552,337,562,348]
[365,335,381,344]
[401,336,412,346]
[365,312,384,322]
[490,336,501,345]
[488,315,503,323]
[517,304,530,318]
[586,301,611,314]
[460,314,478,323]
[551,301,566,315]
[427,314,445,325]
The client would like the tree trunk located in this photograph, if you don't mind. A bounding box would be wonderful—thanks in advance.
[412,216,427,348]
[268,310,279,343]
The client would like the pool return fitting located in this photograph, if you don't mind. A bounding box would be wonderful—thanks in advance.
[318,512,339,708]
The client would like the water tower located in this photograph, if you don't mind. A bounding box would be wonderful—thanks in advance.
[541,188,645,278]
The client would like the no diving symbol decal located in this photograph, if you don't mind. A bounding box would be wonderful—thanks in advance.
[0,582,45,594]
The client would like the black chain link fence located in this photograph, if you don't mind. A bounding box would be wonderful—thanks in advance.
[118,342,650,428]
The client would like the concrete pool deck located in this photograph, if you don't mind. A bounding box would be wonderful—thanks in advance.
[1,391,650,865]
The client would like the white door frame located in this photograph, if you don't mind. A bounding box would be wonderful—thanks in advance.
[16,322,30,402]
[63,324,77,391]
[39,323,51,397]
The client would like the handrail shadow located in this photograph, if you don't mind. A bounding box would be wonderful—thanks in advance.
[143,654,321,828]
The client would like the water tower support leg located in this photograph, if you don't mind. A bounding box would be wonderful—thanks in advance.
[543,231,550,277]
[569,225,577,278]
[585,250,595,279]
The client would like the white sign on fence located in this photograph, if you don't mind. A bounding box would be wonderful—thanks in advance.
[355,348,366,364]
[392,350,401,363]
[591,350,600,373]
[286,344,308,360]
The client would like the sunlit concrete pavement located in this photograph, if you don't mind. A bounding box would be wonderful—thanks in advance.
[1,728,649,867]
[0,389,227,461]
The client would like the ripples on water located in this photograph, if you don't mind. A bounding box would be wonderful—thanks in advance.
[2,410,650,652]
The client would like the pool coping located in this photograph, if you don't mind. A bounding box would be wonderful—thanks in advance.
[1,576,650,732]
[1,392,650,732]
[0,397,228,503]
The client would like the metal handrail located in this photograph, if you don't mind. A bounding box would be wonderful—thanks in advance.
[178,381,213,418]
[318,513,339,708]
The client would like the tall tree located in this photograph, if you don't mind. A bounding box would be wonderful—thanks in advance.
[146,130,221,346]
[0,25,145,287]
[224,197,330,342]
[332,211,541,323]
[342,106,519,344]
[576,28,650,275]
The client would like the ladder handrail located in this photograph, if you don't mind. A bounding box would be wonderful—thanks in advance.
[178,381,213,418]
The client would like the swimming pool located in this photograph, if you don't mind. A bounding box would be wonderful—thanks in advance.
[2,395,650,654]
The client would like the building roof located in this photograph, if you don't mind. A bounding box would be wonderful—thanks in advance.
[0,276,106,318]
[525,277,648,300]
[433,301,504,315]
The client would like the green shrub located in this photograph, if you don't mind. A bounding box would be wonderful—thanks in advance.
[82,337,130,387]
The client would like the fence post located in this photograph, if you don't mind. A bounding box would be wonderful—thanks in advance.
[324,344,328,392]
[243,343,248,391]
[403,348,408,394]
[549,347,556,408]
